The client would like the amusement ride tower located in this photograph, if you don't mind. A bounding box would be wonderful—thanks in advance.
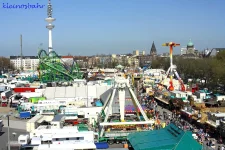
[162,42,185,91]
[99,74,152,138]
[45,0,55,52]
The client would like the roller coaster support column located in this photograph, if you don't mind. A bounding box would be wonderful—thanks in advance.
[162,42,180,91]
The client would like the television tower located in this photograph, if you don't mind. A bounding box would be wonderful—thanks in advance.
[45,0,55,52]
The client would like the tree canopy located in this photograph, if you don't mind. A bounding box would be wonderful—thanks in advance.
[0,57,15,72]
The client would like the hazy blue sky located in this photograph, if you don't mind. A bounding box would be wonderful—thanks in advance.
[0,0,225,56]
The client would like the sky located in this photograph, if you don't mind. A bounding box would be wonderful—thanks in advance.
[0,0,225,56]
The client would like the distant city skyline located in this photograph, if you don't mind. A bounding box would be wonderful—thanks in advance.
[0,0,225,56]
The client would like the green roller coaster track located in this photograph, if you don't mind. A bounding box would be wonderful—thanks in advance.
[38,49,83,83]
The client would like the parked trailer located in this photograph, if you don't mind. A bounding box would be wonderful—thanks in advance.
[99,136,127,145]
[9,135,31,150]
[26,115,43,132]
[104,132,130,137]
[29,97,46,103]
[14,87,36,93]
[18,134,30,145]
[20,92,42,99]
[99,131,136,144]
[0,85,8,93]
[20,111,31,119]
[1,89,12,100]
[65,116,79,125]
[26,115,54,132]
[217,95,225,101]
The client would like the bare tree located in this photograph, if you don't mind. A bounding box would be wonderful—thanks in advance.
[0,57,15,72]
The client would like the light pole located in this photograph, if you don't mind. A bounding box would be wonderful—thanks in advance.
[40,135,43,145]
[7,115,10,150]
[87,84,88,107]
[1,60,3,74]
[2,112,13,150]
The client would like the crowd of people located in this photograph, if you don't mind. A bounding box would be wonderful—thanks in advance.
[140,93,225,150]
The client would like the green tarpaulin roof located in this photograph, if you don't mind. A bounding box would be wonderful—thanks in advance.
[128,124,202,150]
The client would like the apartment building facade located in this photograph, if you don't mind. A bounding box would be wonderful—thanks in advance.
[10,56,39,71]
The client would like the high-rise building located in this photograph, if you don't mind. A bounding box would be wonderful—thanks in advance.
[10,56,39,71]
[140,51,145,56]
[10,55,75,71]
[133,50,139,56]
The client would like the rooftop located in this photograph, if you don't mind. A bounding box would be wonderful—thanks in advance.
[35,125,78,132]
[187,39,194,47]
[52,114,64,122]
[10,56,38,59]
[128,123,202,150]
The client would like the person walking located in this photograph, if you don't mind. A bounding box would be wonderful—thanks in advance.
[10,99,12,108]
[163,111,166,120]
[172,110,175,118]
[209,140,212,147]
[168,114,171,120]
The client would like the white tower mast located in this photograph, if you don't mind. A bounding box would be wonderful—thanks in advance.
[45,0,55,52]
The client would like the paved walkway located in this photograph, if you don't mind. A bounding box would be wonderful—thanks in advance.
[1,119,26,130]
[0,107,15,113]
[0,127,28,150]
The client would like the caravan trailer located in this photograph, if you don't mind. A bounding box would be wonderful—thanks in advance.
[18,134,30,145]
[1,89,12,101]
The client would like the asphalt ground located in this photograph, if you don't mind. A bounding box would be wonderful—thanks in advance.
[0,127,28,150]
[0,107,27,121]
